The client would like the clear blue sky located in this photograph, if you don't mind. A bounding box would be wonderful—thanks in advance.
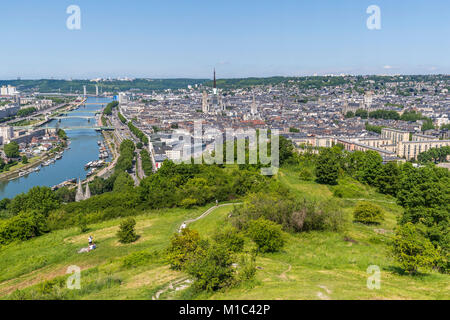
[1,0,449,79]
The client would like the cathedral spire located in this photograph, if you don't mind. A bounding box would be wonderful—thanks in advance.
[75,179,84,202]
[213,69,218,95]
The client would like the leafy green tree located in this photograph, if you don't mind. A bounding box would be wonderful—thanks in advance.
[247,217,285,253]
[54,186,76,203]
[213,226,245,253]
[278,135,295,166]
[4,142,19,158]
[392,223,441,274]
[117,217,138,244]
[421,118,435,131]
[167,228,202,270]
[315,148,340,185]
[298,167,314,181]
[345,111,355,118]
[355,108,368,119]
[113,171,134,193]
[185,242,234,292]
[353,201,384,224]
[0,212,48,245]
[8,186,60,216]
[77,215,89,233]
[22,156,28,164]
[375,161,400,196]
[179,178,212,207]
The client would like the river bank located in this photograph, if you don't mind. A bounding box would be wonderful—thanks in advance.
[0,97,112,200]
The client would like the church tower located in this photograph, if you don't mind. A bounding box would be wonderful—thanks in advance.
[213,69,218,95]
[84,183,91,200]
[75,179,84,202]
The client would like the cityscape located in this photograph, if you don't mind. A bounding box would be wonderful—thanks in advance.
[0,0,448,308]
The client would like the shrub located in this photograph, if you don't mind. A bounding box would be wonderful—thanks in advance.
[213,226,245,253]
[167,228,202,270]
[236,254,257,283]
[298,167,314,181]
[353,201,384,224]
[116,218,138,244]
[0,212,48,245]
[77,216,88,233]
[301,200,346,232]
[185,243,234,292]
[392,223,441,274]
[247,218,285,253]
[332,182,365,199]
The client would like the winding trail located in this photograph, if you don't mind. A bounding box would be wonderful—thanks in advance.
[178,202,243,233]
[152,203,243,300]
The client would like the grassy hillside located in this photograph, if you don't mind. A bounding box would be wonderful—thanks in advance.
[1,167,448,300]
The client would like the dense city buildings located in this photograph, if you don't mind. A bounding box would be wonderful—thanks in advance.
[110,74,449,166]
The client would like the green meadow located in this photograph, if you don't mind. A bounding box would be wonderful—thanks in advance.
[1,167,448,300]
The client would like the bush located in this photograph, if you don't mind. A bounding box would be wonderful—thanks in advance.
[77,216,88,233]
[298,167,314,181]
[116,218,138,244]
[331,182,365,199]
[236,254,257,283]
[213,226,245,253]
[185,243,234,292]
[0,212,48,245]
[167,228,202,270]
[247,218,285,253]
[353,201,384,224]
[392,223,441,274]
[301,200,346,232]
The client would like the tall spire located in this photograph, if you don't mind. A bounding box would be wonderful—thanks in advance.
[213,69,218,95]
[84,183,91,200]
[75,179,84,202]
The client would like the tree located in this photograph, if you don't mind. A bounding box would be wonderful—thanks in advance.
[8,186,60,216]
[315,148,339,185]
[185,242,234,292]
[278,135,295,166]
[392,223,441,274]
[345,111,355,118]
[4,142,19,158]
[213,226,245,253]
[117,218,138,244]
[77,215,88,233]
[0,211,48,245]
[22,156,28,164]
[113,172,134,193]
[167,228,202,270]
[247,217,285,253]
[353,201,384,224]
[375,161,400,196]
